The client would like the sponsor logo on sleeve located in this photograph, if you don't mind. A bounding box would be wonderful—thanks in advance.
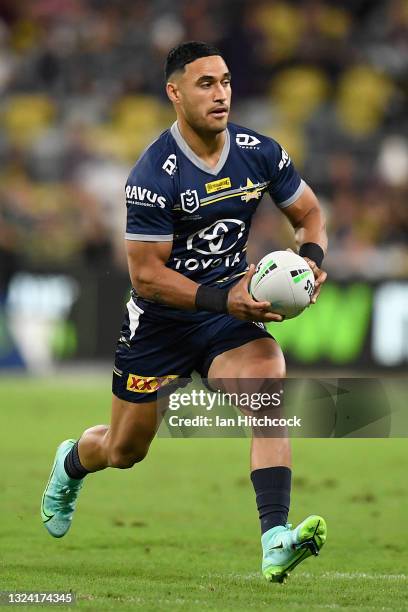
[205,177,231,194]
[162,154,177,176]
[236,133,261,149]
[278,147,291,171]
[125,185,166,208]
[180,189,200,213]
[126,374,179,393]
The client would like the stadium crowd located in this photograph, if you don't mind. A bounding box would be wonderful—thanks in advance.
[0,0,407,296]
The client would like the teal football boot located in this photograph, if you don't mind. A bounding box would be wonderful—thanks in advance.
[262,515,327,583]
[41,439,84,538]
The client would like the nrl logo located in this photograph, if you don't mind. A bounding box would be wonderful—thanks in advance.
[240,178,263,202]
[180,189,200,213]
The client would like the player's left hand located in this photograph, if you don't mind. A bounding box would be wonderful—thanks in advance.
[286,247,327,304]
[302,257,327,304]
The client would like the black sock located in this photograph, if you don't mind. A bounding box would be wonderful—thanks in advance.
[64,441,89,480]
[251,466,291,534]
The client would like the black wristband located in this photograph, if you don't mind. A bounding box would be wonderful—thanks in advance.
[195,284,229,313]
[299,242,324,268]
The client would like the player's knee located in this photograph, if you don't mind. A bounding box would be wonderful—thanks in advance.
[108,444,149,469]
[241,358,286,380]
[270,359,286,379]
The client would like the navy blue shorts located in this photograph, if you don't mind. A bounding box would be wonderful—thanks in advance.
[112,293,273,404]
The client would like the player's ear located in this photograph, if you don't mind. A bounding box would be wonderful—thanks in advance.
[166,81,180,104]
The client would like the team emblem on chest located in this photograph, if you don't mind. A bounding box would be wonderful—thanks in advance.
[180,189,200,213]
[241,178,263,202]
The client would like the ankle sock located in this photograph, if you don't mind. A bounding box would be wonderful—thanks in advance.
[251,466,291,534]
[64,441,89,480]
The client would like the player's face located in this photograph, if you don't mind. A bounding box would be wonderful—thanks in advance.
[168,56,231,134]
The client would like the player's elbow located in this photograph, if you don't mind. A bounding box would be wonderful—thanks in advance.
[133,269,153,296]
[132,266,162,298]
[296,204,327,240]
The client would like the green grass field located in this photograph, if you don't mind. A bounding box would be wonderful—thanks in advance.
[1,378,407,611]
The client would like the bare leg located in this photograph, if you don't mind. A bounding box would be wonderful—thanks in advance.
[77,395,159,471]
[250,436,291,471]
[208,337,290,469]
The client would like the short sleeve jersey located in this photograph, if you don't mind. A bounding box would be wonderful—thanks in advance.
[126,122,305,289]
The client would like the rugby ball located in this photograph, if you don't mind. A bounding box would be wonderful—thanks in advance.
[249,250,315,319]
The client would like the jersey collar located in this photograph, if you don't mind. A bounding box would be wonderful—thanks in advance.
[170,121,230,176]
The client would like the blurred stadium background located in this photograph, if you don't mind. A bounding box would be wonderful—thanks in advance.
[0,0,407,375]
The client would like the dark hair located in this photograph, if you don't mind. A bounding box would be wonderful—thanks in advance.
[165,41,222,81]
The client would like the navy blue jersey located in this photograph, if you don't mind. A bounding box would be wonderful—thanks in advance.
[125,122,305,290]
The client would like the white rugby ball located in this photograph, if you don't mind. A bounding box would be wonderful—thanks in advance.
[249,250,315,319]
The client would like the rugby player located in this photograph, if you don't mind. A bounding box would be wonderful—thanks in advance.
[41,42,328,583]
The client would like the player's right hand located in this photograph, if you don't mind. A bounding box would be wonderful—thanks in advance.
[227,265,284,322]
